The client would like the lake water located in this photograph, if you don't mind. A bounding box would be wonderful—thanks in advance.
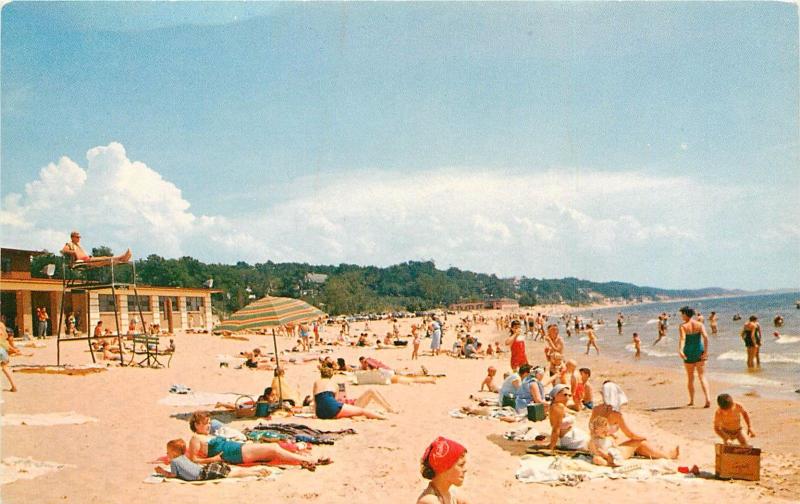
[554,291,800,399]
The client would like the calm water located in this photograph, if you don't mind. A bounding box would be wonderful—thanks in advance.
[555,292,800,398]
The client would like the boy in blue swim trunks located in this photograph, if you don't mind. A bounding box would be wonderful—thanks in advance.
[155,439,271,481]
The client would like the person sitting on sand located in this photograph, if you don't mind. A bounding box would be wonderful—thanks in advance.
[588,416,631,467]
[242,348,274,370]
[417,437,470,504]
[358,356,436,384]
[61,231,132,266]
[543,384,589,451]
[312,364,390,419]
[271,367,301,406]
[156,438,272,481]
[498,370,520,408]
[480,366,499,393]
[570,367,594,411]
[187,411,328,470]
[590,381,679,459]
[714,393,755,446]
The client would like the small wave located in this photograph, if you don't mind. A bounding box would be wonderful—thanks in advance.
[717,350,800,364]
[646,319,659,325]
[774,335,800,344]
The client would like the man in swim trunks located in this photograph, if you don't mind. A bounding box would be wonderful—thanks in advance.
[61,231,132,265]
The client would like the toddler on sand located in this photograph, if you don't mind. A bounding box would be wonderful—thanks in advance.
[713,394,755,446]
[588,416,624,467]
[480,366,499,392]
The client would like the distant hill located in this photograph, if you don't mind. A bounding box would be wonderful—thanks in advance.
[30,252,745,316]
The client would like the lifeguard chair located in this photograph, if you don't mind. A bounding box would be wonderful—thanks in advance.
[55,256,147,366]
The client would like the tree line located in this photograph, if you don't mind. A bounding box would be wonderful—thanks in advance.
[31,249,737,316]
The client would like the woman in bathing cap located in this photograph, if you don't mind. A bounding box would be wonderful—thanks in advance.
[546,384,589,451]
[590,381,679,459]
[417,437,470,504]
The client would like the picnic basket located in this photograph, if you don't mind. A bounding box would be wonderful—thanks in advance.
[235,395,256,418]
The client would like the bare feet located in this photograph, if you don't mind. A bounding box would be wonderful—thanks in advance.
[9,387,17,392]
[703,401,711,408]
[316,457,332,466]
[671,446,680,459]
[300,461,316,472]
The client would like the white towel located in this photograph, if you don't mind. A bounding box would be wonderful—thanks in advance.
[601,382,628,412]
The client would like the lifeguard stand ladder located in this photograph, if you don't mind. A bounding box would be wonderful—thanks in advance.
[55,258,147,366]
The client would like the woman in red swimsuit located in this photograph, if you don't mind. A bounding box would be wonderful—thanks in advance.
[504,320,527,372]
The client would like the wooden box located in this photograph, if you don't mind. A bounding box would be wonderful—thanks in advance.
[715,443,761,481]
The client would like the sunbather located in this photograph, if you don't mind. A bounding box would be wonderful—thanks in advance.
[590,381,679,459]
[61,231,132,266]
[187,411,329,470]
[156,438,272,481]
[358,356,436,384]
[312,364,390,419]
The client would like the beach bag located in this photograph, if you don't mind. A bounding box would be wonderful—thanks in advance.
[355,369,391,385]
[501,394,516,408]
[527,403,546,422]
[234,395,256,418]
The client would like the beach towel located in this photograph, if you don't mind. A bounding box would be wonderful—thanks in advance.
[143,468,282,485]
[1,412,97,427]
[169,384,191,394]
[515,454,682,486]
[449,407,524,422]
[503,426,545,442]
[0,457,75,485]
[11,364,107,376]
[157,392,243,407]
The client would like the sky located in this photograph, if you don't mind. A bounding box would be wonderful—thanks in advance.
[1,1,798,291]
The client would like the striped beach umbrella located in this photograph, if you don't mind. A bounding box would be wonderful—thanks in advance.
[215,296,325,404]
[215,295,324,332]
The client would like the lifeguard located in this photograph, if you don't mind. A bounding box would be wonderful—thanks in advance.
[61,231,132,266]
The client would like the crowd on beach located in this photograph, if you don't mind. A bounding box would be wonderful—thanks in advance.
[0,233,781,501]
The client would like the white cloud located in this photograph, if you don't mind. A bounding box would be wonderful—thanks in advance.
[4,142,777,288]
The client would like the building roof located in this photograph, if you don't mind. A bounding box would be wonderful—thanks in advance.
[305,273,328,283]
[1,247,47,257]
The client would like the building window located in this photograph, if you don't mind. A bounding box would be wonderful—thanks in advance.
[127,295,151,313]
[99,294,116,312]
[158,296,179,314]
[186,296,204,312]
[1,256,11,273]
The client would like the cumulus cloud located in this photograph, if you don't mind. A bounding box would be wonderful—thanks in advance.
[2,141,764,287]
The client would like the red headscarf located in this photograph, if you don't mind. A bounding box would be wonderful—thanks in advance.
[422,437,466,475]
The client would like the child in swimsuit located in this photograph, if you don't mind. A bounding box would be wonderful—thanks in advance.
[588,416,624,467]
[155,439,270,481]
[714,394,755,446]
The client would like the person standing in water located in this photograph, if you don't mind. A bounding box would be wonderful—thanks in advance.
[632,332,641,359]
[677,306,711,408]
[616,313,624,335]
[741,316,762,369]
[585,324,600,355]
[709,311,719,336]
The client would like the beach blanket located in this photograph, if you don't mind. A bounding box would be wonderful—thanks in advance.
[1,412,97,427]
[449,407,524,422]
[157,392,243,407]
[503,426,546,442]
[0,457,75,485]
[143,468,282,485]
[515,454,682,486]
[11,364,107,376]
[249,423,356,445]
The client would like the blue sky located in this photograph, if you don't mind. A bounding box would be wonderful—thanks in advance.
[1,2,798,290]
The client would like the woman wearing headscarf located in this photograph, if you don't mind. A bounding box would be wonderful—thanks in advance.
[417,437,470,504]
[590,381,679,459]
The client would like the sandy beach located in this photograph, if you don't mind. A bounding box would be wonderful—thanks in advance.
[2,312,799,503]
